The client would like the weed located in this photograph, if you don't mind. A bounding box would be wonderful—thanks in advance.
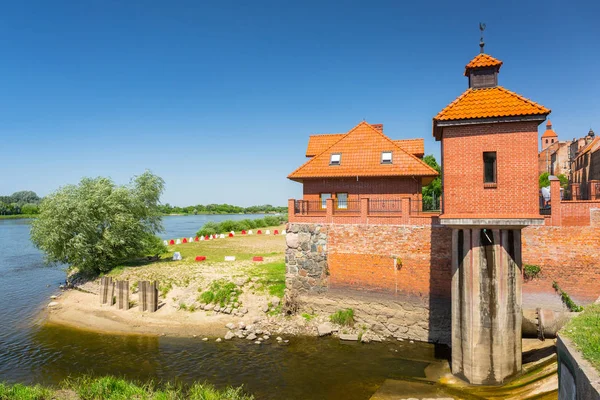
[179,302,188,311]
[301,313,315,321]
[553,281,584,312]
[330,308,354,326]
[198,280,240,307]
[267,304,282,316]
[160,281,173,298]
[523,264,541,281]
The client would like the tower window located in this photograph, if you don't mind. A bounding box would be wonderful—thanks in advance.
[381,151,393,164]
[330,153,341,165]
[483,152,497,184]
[545,139,548,144]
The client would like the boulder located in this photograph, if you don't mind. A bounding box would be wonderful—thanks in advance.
[226,323,236,330]
[262,304,269,313]
[317,323,333,337]
[339,333,359,341]
[246,333,257,340]
[224,331,235,340]
[48,302,59,308]
[286,233,300,249]
[203,304,215,311]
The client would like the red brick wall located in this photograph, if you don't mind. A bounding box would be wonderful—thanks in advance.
[302,177,421,202]
[327,224,453,299]
[522,225,600,304]
[560,201,600,226]
[442,122,540,218]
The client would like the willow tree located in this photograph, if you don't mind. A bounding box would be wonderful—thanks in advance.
[31,171,166,274]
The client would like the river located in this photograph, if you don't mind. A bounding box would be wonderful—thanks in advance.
[0,215,443,400]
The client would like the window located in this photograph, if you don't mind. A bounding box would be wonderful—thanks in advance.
[381,151,393,164]
[337,193,348,209]
[545,139,548,144]
[320,193,331,209]
[483,152,497,184]
[551,139,555,143]
[330,153,341,165]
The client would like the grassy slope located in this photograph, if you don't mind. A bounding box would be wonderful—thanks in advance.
[0,376,253,399]
[562,303,600,371]
[0,214,37,219]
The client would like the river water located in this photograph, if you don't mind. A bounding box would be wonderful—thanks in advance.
[0,216,443,400]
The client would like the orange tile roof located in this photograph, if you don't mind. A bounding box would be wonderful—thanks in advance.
[434,86,550,122]
[289,122,438,181]
[541,128,558,138]
[464,53,503,76]
[307,134,424,157]
[580,137,600,155]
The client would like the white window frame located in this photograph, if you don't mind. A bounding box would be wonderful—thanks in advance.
[330,153,341,165]
[337,193,348,209]
[320,193,331,209]
[381,151,393,164]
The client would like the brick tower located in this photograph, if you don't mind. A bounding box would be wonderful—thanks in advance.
[433,42,550,384]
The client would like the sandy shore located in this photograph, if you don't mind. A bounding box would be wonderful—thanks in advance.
[45,289,256,338]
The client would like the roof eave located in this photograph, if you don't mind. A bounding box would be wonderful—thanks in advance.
[433,113,550,141]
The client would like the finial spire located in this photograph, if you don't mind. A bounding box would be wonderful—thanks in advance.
[479,22,486,53]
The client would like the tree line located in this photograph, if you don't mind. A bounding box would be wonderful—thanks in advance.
[0,191,42,215]
[158,203,287,215]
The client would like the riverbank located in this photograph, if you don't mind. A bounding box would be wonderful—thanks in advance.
[0,214,37,219]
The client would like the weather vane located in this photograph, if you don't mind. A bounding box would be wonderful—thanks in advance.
[479,22,486,53]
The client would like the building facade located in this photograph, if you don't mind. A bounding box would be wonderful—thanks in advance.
[538,120,571,177]
[569,129,599,200]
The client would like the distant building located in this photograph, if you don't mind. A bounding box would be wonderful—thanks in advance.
[570,128,599,199]
[538,120,570,176]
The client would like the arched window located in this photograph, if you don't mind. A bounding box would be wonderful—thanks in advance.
[545,139,548,144]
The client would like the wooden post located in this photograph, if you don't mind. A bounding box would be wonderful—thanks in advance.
[99,277,114,305]
[116,281,129,310]
[148,281,159,312]
[139,280,148,312]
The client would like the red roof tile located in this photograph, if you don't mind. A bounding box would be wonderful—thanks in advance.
[307,134,424,157]
[289,122,438,181]
[464,53,503,76]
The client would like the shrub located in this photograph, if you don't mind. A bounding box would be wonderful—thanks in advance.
[196,221,220,237]
[523,264,541,281]
[239,219,256,229]
[553,281,584,312]
[253,218,267,228]
[219,220,239,233]
[330,308,354,326]
[263,215,281,227]
[199,280,240,307]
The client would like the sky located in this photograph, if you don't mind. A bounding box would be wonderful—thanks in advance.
[1,0,599,206]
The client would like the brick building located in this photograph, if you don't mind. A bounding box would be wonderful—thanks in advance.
[570,129,599,200]
[538,120,571,176]
[288,122,438,221]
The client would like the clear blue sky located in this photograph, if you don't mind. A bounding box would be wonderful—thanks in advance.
[1,0,598,206]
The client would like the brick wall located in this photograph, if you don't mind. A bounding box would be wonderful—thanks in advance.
[560,201,600,226]
[302,177,421,202]
[442,122,540,218]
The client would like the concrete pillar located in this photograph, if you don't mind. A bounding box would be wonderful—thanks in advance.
[451,228,522,385]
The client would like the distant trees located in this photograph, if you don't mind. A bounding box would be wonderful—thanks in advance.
[0,191,42,216]
[31,171,166,275]
[539,172,569,189]
[158,203,287,215]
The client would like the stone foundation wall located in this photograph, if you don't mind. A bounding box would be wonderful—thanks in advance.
[285,224,329,294]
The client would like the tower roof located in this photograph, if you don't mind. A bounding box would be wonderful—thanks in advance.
[464,53,503,76]
[541,120,558,138]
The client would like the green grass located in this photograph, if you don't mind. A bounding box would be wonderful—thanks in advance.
[553,281,584,312]
[0,382,52,399]
[330,309,354,326]
[301,313,315,322]
[0,214,38,220]
[248,261,286,298]
[198,279,240,307]
[0,376,254,400]
[562,303,600,372]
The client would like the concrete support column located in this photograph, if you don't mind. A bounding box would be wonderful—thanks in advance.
[451,228,523,385]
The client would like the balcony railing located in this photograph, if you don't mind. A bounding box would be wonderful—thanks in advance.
[333,200,360,214]
[369,199,402,213]
[294,200,325,214]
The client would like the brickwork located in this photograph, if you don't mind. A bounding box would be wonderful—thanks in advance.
[560,201,600,226]
[302,177,421,203]
[442,122,541,219]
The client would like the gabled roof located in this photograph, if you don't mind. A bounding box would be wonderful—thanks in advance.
[434,86,550,122]
[541,120,558,138]
[306,134,424,157]
[464,53,503,76]
[289,122,438,182]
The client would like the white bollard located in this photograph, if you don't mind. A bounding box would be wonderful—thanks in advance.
[248,230,253,235]
[200,236,204,241]
[163,240,168,246]
[173,252,182,261]
[220,234,225,239]
[224,256,236,261]
[230,231,235,235]
[176,239,181,245]
[189,237,193,242]
[282,230,286,235]
[209,235,213,240]
[266,230,271,235]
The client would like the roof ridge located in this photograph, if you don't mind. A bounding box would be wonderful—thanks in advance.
[308,133,344,138]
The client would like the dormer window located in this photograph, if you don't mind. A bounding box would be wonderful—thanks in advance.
[330,153,341,165]
[381,151,393,164]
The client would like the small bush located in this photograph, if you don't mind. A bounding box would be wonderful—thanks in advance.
[301,313,315,321]
[553,281,584,312]
[200,290,215,304]
[263,215,281,227]
[219,220,239,233]
[330,308,354,326]
[240,219,256,229]
[252,218,267,228]
[196,221,220,237]
[523,264,541,281]
[199,280,240,307]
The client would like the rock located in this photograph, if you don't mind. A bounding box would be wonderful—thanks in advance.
[233,302,239,308]
[216,338,222,342]
[317,323,333,337]
[286,233,300,249]
[214,306,221,313]
[226,323,236,330]
[48,302,59,308]
[271,297,280,307]
[361,335,371,343]
[204,304,214,311]
[256,329,263,335]
[202,338,208,341]
[258,337,263,342]
[339,333,359,341]
[240,307,249,314]
[397,338,404,342]
[263,335,270,340]
[262,304,269,313]
[276,336,283,341]
[254,341,262,345]
[246,333,257,340]
[238,322,246,330]
[233,277,248,286]
[235,331,244,338]
[50,295,58,300]
[224,331,235,340]
[245,324,254,332]
[409,340,414,344]
[223,307,232,314]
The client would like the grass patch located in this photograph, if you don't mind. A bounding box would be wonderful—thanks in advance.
[198,279,241,307]
[562,303,600,372]
[160,281,173,298]
[301,313,315,322]
[249,261,286,298]
[553,281,584,312]
[0,382,52,399]
[330,308,354,326]
[57,375,254,399]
